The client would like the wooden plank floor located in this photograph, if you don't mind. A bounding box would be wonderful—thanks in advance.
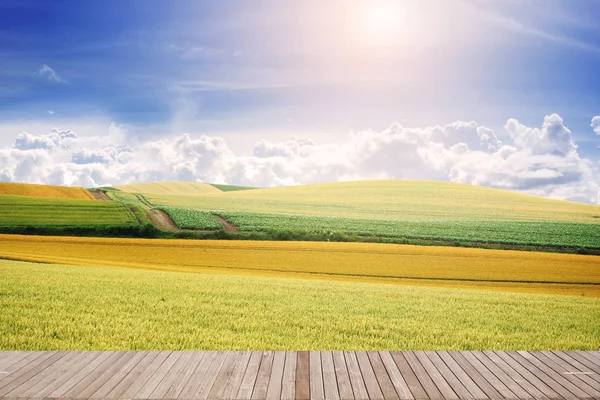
[0,351,598,399]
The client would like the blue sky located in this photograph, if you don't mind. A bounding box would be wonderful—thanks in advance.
[1,0,600,202]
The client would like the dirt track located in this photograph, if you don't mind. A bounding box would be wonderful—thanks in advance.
[91,190,110,201]
[148,210,179,231]
[214,215,240,232]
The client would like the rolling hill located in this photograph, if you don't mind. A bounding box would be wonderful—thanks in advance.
[114,181,221,194]
[0,182,94,200]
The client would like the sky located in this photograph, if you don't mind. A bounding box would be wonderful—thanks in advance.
[1,0,600,203]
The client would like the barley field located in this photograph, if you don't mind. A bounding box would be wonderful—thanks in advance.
[115,181,220,195]
[0,182,94,200]
[1,234,598,296]
[1,259,598,350]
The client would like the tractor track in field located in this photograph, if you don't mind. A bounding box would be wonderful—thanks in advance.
[213,215,240,232]
[91,190,110,201]
[148,210,179,231]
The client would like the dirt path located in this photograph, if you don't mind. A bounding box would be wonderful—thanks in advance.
[91,190,110,200]
[148,210,179,231]
[214,215,240,232]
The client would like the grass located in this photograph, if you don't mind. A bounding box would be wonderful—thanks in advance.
[143,180,600,223]
[0,195,139,227]
[2,234,598,296]
[114,181,220,195]
[209,183,258,192]
[1,259,598,350]
[0,182,93,200]
[157,207,222,230]
[210,211,600,248]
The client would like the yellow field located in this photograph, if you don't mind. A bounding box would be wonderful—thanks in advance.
[0,183,93,200]
[140,180,600,223]
[1,234,598,297]
[115,181,220,194]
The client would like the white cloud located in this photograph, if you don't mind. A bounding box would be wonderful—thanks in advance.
[592,116,600,135]
[35,65,68,84]
[0,114,599,204]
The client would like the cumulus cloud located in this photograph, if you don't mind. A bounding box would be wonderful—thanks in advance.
[592,116,600,135]
[35,65,68,84]
[0,114,599,204]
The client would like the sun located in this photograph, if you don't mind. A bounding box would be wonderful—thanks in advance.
[361,0,408,44]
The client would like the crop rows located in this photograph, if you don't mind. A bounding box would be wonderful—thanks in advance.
[0,195,138,227]
[157,206,223,230]
[215,211,600,248]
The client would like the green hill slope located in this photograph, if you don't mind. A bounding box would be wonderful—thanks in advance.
[143,180,600,223]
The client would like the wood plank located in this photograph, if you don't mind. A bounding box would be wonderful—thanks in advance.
[531,351,600,398]
[281,351,297,400]
[508,351,581,400]
[61,351,124,398]
[75,351,138,399]
[368,351,399,400]
[309,351,325,400]
[471,351,532,399]
[553,351,600,376]
[106,351,160,399]
[266,351,286,400]
[252,351,275,400]
[178,351,214,400]
[482,351,549,400]
[390,352,428,400]
[345,351,369,400]
[437,351,488,400]
[321,351,340,400]
[164,351,205,400]
[151,351,196,399]
[294,351,310,400]
[30,351,100,399]
[414,351,459,400]
[8,351,80,398]
[333,351,355,400]
[207,352,239,400]
[424,351,473,400]
[404,351,444,400]
[119,351,171,399]
[0,352,45,382]
[194,351,227,400]
[237,351,263,400]
[90,351,148,399]
[379,351,413,400]
[221,351,251,400]
[546,351,600,384]
[462,351,517,399]
[0,351,67,397]
[494,351,561,399]
[356,350,384,400]
[585,352,600,363]
[135,351,182,399]
[0,352,27,371]
[516,351,593,399]
[0,351,58,392]
[448,352,504,400]
[577,352,600,367]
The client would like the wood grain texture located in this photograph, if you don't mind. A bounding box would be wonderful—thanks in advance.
[0,350,596,399]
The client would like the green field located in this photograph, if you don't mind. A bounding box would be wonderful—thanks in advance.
[142,180,600,222]
[0,194,138,227]
[209,183,258,192]
[1,259,598,350]
[157,207,222,230]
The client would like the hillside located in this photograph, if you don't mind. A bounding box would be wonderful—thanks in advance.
[141,180,600,223]
[114,181,220,194]
[0,182,94,200]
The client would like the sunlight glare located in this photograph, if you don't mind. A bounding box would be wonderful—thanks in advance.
[361,0,408,44]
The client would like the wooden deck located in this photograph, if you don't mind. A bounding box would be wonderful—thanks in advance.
[0,351,599,399]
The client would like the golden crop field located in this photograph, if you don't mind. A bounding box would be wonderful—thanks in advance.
[0,182,94,200]
[115,181,221,194]
[140,180,600,223]
[1,234,598,297]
